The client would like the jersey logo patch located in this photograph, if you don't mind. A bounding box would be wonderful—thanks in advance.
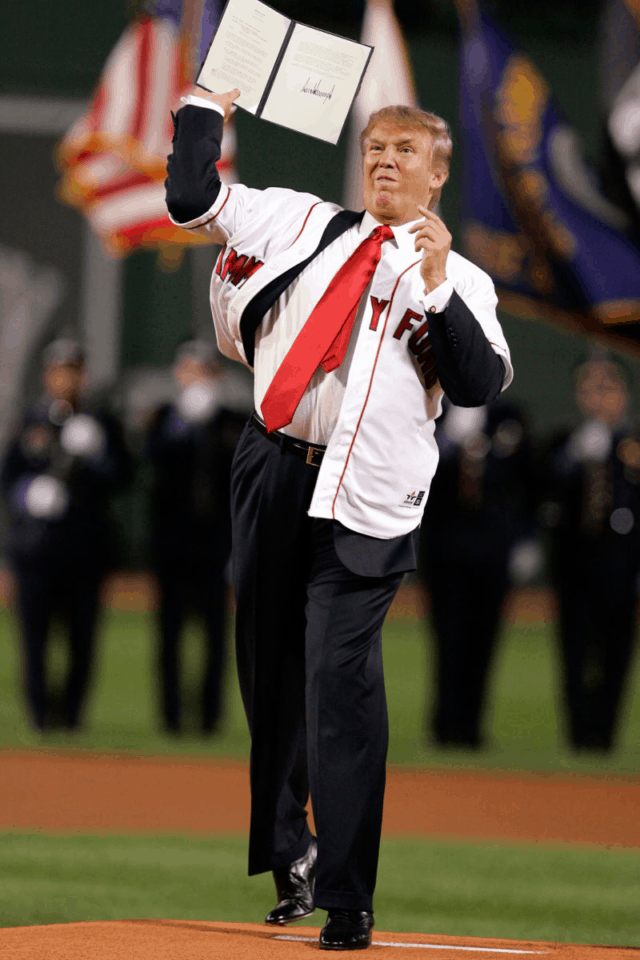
[400,489,426,508]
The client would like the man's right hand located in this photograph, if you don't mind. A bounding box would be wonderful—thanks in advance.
[188,86,241,122]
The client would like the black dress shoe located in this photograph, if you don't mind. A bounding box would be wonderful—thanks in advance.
[319,909,374,950]
[264,836,317,925]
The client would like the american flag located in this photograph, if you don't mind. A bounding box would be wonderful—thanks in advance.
[55,0,235,259]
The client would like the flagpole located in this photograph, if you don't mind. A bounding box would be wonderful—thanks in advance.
[452,0,480,33]
[623,0,640,28]
[182,0,206,80]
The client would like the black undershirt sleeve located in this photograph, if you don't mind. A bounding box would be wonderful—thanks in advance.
[165,105,224,224]
[428,290,505,406]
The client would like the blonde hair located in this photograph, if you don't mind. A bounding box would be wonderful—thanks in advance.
[360,106,453,205]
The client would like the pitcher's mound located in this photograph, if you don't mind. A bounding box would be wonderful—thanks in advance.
[0,920,638,959]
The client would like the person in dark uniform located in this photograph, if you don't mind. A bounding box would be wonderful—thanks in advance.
[418,398,538,749]
[540,356,640,753]
[144,340,245,735]
[0,338,132,732]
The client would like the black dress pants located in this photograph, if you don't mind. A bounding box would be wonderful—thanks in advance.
[426,554,509,748]
[12,558,102,730]
[231,422,403,912]
[155,552,228,733]
[553,544,638,752]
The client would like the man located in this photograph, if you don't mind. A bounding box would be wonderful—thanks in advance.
[165,87,512,950]
[0,338,131,732]
[145,339,245,735]
[541,356,640,753]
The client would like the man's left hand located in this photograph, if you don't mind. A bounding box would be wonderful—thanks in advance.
[184,85,241,123]
[409,206,452,294]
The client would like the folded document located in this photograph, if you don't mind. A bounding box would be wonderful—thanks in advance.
[197,0,373,144]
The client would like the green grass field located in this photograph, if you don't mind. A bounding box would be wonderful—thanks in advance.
[0,832,637,945]
[0,605,638,943]
[0,605,638,774]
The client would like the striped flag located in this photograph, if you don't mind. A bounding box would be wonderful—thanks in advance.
[343,0,416,211]
[457,0,640,348]
[55,0,235,259]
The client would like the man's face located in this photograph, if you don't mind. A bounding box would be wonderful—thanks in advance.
[43,363,83,403]
[576,362,628,426]
[174,357,212,390]
[362,122,447,226]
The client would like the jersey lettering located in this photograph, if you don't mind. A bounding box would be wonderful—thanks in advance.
[408,320,430,353]
[220,248,246,282]
[233,255,263,285]
[369,296,390,331]
[393,308,422,340]
[216,245,264,287]
[407,319,438,387]
[215,244,227,277]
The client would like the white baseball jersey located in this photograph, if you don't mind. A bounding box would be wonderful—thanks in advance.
[169,104,513,540]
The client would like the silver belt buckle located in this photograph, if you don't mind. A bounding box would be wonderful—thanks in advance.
[306,445,323,467]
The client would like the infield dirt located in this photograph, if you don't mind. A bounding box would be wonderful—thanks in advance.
[1,751,638,959]
[0,749,638,848]
[1,919,639,959]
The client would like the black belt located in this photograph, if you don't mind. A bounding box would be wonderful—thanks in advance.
[250,412,326,467]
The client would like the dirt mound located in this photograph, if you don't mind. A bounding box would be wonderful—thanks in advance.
[0,920,638,960]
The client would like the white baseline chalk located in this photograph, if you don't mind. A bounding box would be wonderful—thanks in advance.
[271,934,548,954]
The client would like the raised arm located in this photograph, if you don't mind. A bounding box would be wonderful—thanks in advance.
[166,86,327,254]
[165,88,239,242]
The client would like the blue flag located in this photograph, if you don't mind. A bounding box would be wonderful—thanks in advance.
[458,3,640,346]
[145,0,221,65]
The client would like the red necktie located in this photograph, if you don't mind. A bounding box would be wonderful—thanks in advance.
[261,224,394,433]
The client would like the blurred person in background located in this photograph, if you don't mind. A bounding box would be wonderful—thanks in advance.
[540,355,640,754]
[144,339,245,736]
[418,398,539,749]
[0,338,132,732]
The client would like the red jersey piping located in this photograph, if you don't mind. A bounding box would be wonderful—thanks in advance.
[287,201,322,249]
[330,259,422,519]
